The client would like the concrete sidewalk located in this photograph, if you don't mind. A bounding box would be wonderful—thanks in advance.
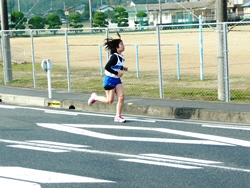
[0,86,249,124]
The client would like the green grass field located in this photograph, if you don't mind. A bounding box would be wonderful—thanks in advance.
[1,62,249,103]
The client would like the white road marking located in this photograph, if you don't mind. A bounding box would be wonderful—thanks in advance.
[0,104,16,109]
[155,127,250,147]
[118,154,222,170]
[141,154,222,164]
[0,139,90,153]
[0,167,114,183]
[45,110,79,116]
[0,104,155,122]
[203,124,250,131]
[0,177,41,188]
[37,123,233,146]
[7,145,70,152]
[120,154,250,173]
[2,139,250,172]
[27,140,88,148]
[119,159,202,169]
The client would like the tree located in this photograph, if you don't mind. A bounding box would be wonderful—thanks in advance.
[46,13,62,34]
[10,11,27,36]
[69,13,83,32]
[93,12,108,28]
[135,12,149,26]
[10,11,27,29]
[57,9,66,19]
[113,7,129,27]
[28,15,45,34]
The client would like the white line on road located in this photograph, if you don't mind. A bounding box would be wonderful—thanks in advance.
[119,154,250,173]
[155,127,250,147]
[7,145,70,153]
[202,124,250,131]
[141,154,222,164]
[27,140,89,148]
[45,110,79,116]
[0,104,17,109]
[0,167,114,183]
[37,123,232,146]
[0,139,90,153]
[119,159,202,169]
[2,139,250,172]
[0,177,41,188]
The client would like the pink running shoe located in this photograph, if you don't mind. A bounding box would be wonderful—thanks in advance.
[88,92,97,106]
[114,115,126,123]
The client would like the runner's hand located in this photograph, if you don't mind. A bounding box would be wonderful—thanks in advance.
[117,72,123,77]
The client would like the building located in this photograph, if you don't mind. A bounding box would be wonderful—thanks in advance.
[126,0,216,27]
[91,0,250,28]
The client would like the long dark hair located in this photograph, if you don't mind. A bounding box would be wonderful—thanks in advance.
[104,32,122,54]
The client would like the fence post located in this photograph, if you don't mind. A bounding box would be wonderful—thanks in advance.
[1,31,7,85]
[105,28,110,62]
[156,25,164,99]
[176,43,180,80]
[223,23,230,102]
[199,15,204,81]
[135,44,140,78]
[30,30,36,88]
[65,29,71,92]
[99,44,103,75]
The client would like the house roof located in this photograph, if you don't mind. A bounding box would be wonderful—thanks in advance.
[146,0,216,11]
[96,5,113,11]
[74,5,85,10]
[242,1,250,7]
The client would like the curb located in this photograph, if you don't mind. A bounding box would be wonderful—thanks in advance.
[0,94,249,124]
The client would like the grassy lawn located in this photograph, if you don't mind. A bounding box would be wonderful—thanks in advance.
[1,62,249,103]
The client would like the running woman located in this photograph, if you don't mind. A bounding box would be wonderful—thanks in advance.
[88,34,128,123]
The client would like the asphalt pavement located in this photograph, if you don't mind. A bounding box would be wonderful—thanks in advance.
[0,86,249,124]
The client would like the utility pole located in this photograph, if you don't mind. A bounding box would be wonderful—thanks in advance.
[0,0,12,83]
[216,0,227,101]
[18,0,20,11]
[159,0,162,24]
[89,0,93,29]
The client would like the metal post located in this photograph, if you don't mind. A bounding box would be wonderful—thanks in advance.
[0,0,12,83]
[223,23,230,102]
[99,44,103,75]
[156,25,164,98]
[159,0,162,24]
[65,29,71,92]
[176,44,180,80]
[17,0,20,11]
[105,28,110,61]
[135,44,140,78]
[47,60,52,99]
[89,0,93,29]
[1,31,6,85]
[30,30,36,88]
[199,15,204,81]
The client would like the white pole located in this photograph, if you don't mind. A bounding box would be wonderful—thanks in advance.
[18,0,20,11]
[223,23,230,102]
[47,60,52,99]
[199,15,204,81]
[156,25,164,98]
[30,30,36,88]
[65,30,71,92]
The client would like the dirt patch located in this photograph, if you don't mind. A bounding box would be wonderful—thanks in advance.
[8,26,250,76]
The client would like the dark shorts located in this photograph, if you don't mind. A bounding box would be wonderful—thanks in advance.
[103,76,122,90]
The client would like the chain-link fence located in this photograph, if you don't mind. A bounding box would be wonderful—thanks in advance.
[0,22,250,103]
